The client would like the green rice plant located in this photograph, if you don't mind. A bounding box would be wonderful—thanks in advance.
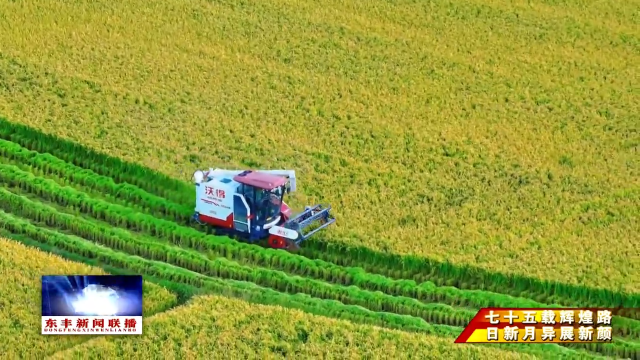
[0,187,478,329]
[0,138,193,221]
[1,163,638,338]
[2,184,638,357]
[1,4,639,352]
[299,241,640,314]
[0,118,192,204]
[0,209,460,336]
[2,118,636,315]
[0,211,595,359]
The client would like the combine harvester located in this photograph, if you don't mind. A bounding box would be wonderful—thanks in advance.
[191,168,335,251]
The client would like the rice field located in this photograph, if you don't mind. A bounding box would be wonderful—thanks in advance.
[0,0,637,291]
[0,0,637,358]
[51,295,537,360]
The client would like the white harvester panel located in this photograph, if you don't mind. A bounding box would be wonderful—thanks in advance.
[195,177,239,220]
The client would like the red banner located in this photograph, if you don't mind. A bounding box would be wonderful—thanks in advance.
[455,308,615,343]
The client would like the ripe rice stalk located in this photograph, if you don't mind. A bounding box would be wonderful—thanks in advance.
[1,159,639,340]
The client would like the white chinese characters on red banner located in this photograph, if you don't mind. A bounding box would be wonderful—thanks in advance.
[455,308,614,344]
[42,316,142,335]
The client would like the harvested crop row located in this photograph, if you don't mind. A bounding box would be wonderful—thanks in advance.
[0,119,192,204]
[7,231,625,360]
[0,157,554,310]
[0,209,457,336]
[1,161,638,339]
[1,120,634,314]
[2,170,639,358]
[299,242,640,317]
[0,147,608,319]
[0,211,592,360]
[0,138,194,221]
[0,187,478,330]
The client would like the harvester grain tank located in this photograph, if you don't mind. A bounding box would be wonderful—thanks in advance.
[191,168,335,250]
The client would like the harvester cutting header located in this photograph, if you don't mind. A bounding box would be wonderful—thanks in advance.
[192,168,335,251]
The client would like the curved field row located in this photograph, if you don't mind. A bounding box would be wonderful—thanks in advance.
[0,187,478,329]
[1,138,636,315]
[1,121,639,316]
[1,214,603,360]
[0,153,638,342]
[0,181,636,358]
[0,237,177,359]
[4,239,537,360]
[1,118,638,316]
[51,295,538,360]
[0,124,638,358]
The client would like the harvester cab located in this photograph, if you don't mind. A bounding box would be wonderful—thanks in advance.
[192,168,335,251]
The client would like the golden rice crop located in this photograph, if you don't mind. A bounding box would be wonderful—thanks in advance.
[0,237,177,359]
[0,0,636,295]
[50,294,535,360]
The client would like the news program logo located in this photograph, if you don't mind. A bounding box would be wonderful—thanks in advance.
[41,275,143,335]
